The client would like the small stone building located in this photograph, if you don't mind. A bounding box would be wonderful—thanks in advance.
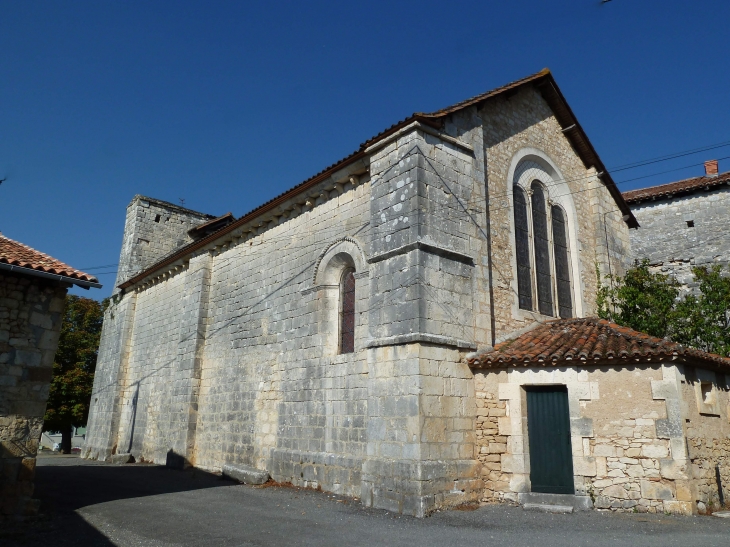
[624,160,730,291]
[469,317,729,514]
[87,68,719,517]
[0,234,100,518]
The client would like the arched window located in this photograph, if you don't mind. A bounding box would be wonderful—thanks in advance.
[513,186,533,311]
[531,181,554,316]
[340,268,356,354]
[551,205,573,318]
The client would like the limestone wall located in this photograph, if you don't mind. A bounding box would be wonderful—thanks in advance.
[478,86,631,338]
[114,196,214,288]
[681,366,730,512]
[473,364,705,515]
[629,187,730,292]
[0,272,67,518]
[85,82,635,517]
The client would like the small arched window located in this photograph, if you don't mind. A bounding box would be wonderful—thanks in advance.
[551,205,573,318]
[340,268,356,354]
[531,181,554,316]
[513,186,533,311]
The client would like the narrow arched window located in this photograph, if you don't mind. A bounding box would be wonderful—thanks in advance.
[531,181,554,316]
[513,186,533,311]
[340,268,356,354]
[551,205,573,318]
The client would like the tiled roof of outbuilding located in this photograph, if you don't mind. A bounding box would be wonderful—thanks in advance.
[623,171,730,204]
[468,317,730,371]
[0,234,99,283]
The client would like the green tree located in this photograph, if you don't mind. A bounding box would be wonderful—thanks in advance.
[597,259,680,339]
[43,295,107,453]
[672,265,730,356]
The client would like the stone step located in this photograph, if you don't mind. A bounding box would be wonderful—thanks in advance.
[518,492,593,512]
[523,503,573,514]
[110,453,133,464]
[222,464,270,485]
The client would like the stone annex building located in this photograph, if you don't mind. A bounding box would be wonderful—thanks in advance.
[1,234,100,518]
[84,69,730,516]
[624,160,730,292]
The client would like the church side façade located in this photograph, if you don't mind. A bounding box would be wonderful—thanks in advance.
[85,69,728,517]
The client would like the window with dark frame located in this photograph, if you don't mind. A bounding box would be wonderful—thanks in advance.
[512,179,574,318]
[514,186,533,311]
[340,269,356,354]
[531,181,554,317]
[552,205,573,318]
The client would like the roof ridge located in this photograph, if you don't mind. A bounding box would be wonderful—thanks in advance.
[624,170,730,193]
[119,68,637,290]
[623,171,730,203]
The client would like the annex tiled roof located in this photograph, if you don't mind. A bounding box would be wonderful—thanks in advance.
[623,171,730,204]
[119,68,637,290]
[0,234,99,284]
[468,317,730,371]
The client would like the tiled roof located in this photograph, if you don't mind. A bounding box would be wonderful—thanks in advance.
[0,234,99,283]
[623,171,730,204]
[187,212,235,238]
[119,68,637,290]
[468,317,730,371]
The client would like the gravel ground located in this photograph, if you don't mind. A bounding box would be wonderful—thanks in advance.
[2,453,728,547]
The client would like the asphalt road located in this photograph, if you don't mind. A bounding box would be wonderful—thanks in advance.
[2,454,729,547]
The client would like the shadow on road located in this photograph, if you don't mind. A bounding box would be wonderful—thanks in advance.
[1,454,229,547]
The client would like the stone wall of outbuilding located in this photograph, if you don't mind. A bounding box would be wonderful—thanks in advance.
[473,362,730,515]
[0,272,67,518]
[628,186,730,293]
[681,366,730,512]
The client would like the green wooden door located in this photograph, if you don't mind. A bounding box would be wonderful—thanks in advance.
[526,386,575,494]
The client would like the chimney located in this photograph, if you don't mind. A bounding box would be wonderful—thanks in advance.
[704,159,719,177]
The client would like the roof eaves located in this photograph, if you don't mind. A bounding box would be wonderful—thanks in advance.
[118,148,368,290]
[532,76,639,229]
[120,68,638,289]
[623,172,730,204]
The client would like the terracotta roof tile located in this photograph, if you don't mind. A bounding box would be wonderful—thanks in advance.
[623,171,730,204]
[0,234,99,283]
[468,317,730,371]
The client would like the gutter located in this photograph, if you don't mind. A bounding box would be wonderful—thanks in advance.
[0,263,102,289]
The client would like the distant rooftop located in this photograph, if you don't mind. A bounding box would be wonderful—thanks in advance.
[623,169,730,205]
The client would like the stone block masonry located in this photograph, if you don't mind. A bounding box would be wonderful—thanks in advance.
[85,75,637,516]
[114,196,216,290]
[0,272,67,518]
[474,363,730,515]
[629,186,730,293]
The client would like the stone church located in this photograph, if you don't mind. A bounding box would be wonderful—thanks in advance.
[84,69,729,516]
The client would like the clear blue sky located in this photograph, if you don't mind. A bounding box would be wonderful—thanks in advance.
[1,1,728,299]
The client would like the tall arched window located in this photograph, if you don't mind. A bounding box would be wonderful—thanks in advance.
[340,268,356,354]
[551,205,573,318]
[531,181,554,317]
[514,186,533,311]
[511,156,577,318]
